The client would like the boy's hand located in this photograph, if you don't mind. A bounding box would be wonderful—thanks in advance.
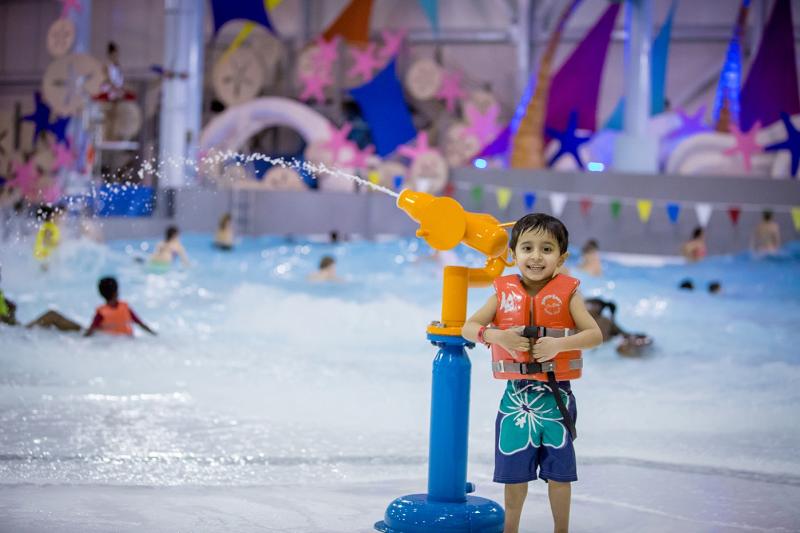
[493,326,532,354]
[532,336,562,362]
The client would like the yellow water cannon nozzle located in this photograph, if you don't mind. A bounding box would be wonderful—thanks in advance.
[397,190,508,258]
[397,189,514,335]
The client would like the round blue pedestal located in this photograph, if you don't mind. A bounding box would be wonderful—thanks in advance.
[374,493,504,533]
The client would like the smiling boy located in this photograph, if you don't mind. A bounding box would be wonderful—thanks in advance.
[462,213,602,533]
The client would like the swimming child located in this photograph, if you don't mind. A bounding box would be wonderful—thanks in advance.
[1,266,82,331]
[33,206,61,271]
[585,298,653,357]
[462,213,602,533]
[577,238,602,277]
[682,226,707,262]
[149,225,190,270]
[84,276,156,337]
[752,210,781,255]
[307,255,342,282]
[213,213,234,251]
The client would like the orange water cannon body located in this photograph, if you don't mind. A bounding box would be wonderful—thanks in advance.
[396,190,513,336]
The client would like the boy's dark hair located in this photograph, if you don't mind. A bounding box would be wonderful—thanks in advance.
[679,279,694,290]
[691,226,704,239]
[708,281,721,294]
[319,256,335,269]
[165,226,179,240]
[510,213,569,254]
[107,41,118,55]
[98,277,118,301]
[762,209,773,221]
[582,239,599,253]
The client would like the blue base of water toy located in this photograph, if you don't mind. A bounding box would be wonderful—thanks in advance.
[374,493,504,532]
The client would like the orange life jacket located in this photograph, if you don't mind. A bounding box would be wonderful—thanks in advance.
[491,274,583,381]
[96,301,134,336]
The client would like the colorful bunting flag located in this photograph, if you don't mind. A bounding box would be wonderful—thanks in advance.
[393,175,403,190]
[579,197,592,216]
[523,192,536,211]
[367,170,380,185]
[636,200,653,223]
[610,200,621,219]
[792,207,800,231]
[549,192,567,217]
[695,203,713,227]
[443,181,455,197]
[417,0,438,33]
[470,185,483,205]
[323,0,374,44]
[496,187,512,210]
[728,206,741,225]
[666,202,681,223]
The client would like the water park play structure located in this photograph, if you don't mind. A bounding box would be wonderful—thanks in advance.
[375,190,511,532]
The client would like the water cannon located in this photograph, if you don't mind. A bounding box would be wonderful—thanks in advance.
[396,189,514,335]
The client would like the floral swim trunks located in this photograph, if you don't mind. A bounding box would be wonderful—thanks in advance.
[493,379,577,484]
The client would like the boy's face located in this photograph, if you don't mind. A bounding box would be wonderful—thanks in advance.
[512,228,568,283]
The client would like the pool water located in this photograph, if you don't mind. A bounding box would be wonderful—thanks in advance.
[1,233,799,494]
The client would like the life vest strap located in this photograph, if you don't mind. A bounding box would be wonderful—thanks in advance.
[522,326,573,339]
[492,358,583,375]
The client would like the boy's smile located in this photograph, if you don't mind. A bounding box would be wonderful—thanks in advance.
[512,229,568,286]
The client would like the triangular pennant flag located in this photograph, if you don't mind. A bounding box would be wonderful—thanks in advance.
[523,192,536,211]
[579,197,592,216]
[636,199,653,223]
[367,169,380,185]
[322,0,374,44]
[728,206,741,225]
[443,181,455,197]
[610,200,621,219]
[417,0,439,33]
[695,203,713,227]
[549,193,567,217]
[792,207,800,231]
[496,187,512,210]
[666,202,681,223]
[393,175,403,190]
[471,185,484,205]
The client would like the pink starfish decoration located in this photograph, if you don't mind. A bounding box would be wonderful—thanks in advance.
[398,132,434,163]
[9,159,39,195]
[322,123,353,161]
[347,144,375,170]
[347,43,381,82]
[723,121,762,173]
[463,102,500,145]
[52,141,74,171]
[379,29,407,60]
[314,36,340,70]
[58,0,81,19]
[299,70,332,103]
[436,70,465,113]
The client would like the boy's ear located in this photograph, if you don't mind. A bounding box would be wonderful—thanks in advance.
[557,252,570,266]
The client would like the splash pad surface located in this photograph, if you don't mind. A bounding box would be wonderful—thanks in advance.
[1,235,799,531]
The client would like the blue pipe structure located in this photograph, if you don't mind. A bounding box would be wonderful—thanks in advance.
[374,334,504,532]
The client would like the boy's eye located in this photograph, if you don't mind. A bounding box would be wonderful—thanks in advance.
[543,247,552,253]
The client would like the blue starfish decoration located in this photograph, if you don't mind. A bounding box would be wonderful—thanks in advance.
[546,110,592,170]
[21,92,52,146]
[764,112,800,178]
[48,116,71,146]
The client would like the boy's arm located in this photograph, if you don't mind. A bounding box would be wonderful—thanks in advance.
[84,312,102,337]
[176,243,190,266]
[532,291,603,361]
[130,309,157,335]
[462,294,529,353]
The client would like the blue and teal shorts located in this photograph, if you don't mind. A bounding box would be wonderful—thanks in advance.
[493,379,577,484]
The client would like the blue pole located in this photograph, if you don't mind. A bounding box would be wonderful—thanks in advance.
[427,337,470,502]
[375,334,504,532]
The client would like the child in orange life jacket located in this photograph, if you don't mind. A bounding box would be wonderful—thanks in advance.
[462,213,602,533]
[84,277,156,337]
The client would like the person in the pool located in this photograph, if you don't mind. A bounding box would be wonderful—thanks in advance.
[577,239,602,277]
[84,276,156,337]
[585,297,653,357]
[307,255,343,283]
[33,205,62,271]
[150,225,190,270]
[752,210,781,255]
[682,226,707,262]
[0,267,82,332]
[213,213,234,251]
